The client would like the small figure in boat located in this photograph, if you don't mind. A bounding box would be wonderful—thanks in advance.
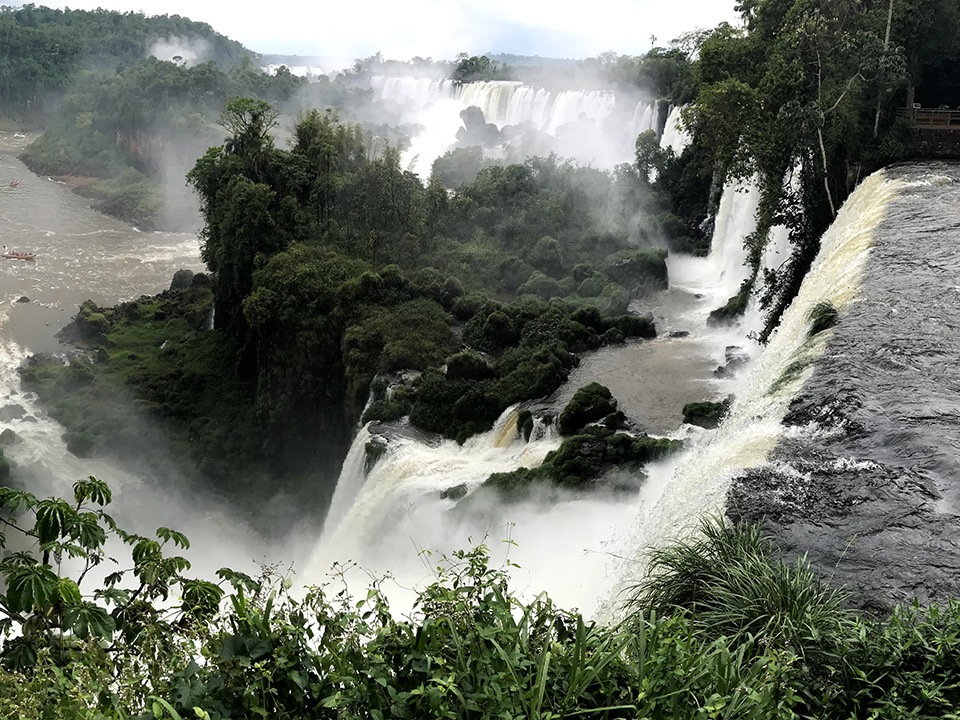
[1,245,35,261]
[9,180,18,187]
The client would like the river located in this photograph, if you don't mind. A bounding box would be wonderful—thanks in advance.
[0,130,295,579]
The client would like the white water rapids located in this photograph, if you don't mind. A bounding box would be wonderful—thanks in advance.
[306,170,900,616]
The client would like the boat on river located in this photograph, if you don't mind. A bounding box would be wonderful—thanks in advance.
[2,246,34,261]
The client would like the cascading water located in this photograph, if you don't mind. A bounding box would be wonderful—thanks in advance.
[308,169,901,618]
[659,105,692,156]
[370,75,658,177]
[606,170,901,609]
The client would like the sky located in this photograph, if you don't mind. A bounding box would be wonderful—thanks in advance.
[57,0,740,65]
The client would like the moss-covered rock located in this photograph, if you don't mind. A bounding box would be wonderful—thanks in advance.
[682,398,732,429]
[558,383,617,435]
[708,278,752,326]
[484,426,683,497]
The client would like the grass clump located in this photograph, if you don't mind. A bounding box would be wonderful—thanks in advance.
[808,299,839,336]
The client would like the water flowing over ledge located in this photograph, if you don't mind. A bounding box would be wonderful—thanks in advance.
[603,169,901,616]
[728,163,960,611]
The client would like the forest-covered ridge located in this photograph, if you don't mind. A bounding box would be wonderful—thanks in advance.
[15,0,960,522]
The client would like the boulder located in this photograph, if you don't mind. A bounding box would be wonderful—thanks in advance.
[0,428,18,446]
[0,404,26,422]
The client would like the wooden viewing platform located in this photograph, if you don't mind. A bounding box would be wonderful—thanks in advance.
[899,107,960,129]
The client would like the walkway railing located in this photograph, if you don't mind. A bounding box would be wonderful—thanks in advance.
[898,107,960,129]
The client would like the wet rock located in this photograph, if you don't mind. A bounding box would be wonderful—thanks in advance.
[0,404,26,422]
[666,330,690,339]
[440,484,468,501]
[727,455,950,613]
[714,346,750,377]
[682,398,731,429]
[724,166,960,612]
[0,428,18,445]
[456,106,501,147]
[16,296,29,303]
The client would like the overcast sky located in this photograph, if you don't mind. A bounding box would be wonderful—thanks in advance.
[57,0,740,64]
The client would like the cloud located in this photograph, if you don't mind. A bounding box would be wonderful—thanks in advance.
[57,0,739,61]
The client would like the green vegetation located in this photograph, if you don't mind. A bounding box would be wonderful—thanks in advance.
[673,0,960,337]
[3,481,959,719]
[483,386,681,495]
[682,398,731,429]
[557,382,617,435]
[0,4,251,120]
[485,426,682,495]
[451,53,513,83]
[808,299,839,336]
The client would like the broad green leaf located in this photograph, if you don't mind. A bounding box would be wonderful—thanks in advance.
[157,526,191,549]
[64,602,116,640]
[73,476,112,507]
[6,564,58,612]
[182,579,224,617]
[35,499,75,545]
[56,577,82,605]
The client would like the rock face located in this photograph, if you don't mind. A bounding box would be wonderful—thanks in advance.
[456,106,501,147]
[725,164,960,612]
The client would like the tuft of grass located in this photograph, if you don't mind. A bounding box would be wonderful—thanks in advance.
[808,300,839,336]
[626,518,853,666]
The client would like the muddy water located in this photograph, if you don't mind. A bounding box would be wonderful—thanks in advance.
[0,131,296,578]
[0,132,202,352]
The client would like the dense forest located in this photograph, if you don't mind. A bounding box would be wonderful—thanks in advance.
[5,0,960,716]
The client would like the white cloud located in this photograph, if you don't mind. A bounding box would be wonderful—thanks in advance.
[57,0,739,61]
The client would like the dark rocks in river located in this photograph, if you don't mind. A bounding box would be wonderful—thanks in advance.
[0,403,26,422]
[170,269,195,290]
[456,106,501,147]
[0,428,19,445]
[440,483,468,501]
[682,398,731,429]
[714,346,749,377]
[16,296,29,303]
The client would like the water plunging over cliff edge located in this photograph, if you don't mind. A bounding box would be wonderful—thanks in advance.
[609,171,900,600]
[370,76,664,178]
[303,169,858,615]
[728,163,960,611]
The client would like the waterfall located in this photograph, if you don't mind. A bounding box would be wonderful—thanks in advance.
[606,170,901,608]
[369,75,650,177]
[665,176,760,314]
[659,105,692,155]
[307,406,559,570]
